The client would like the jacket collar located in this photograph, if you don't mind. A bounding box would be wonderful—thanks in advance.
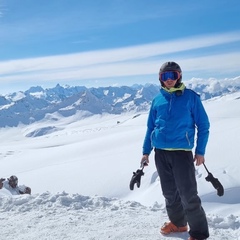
[162,83,186,93]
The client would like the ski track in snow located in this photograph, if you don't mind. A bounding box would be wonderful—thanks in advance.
[0,192,239,240]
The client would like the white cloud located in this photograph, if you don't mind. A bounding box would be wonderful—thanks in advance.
[0,31,240,88]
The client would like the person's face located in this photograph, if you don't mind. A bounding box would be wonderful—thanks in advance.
[159,71,180,89]
[9,180,17,188]
[162,79,178,89]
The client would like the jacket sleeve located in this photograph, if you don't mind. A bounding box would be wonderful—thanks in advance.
[192,94,210,155]
[142,101,156,155]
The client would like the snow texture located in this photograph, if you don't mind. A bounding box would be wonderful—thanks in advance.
[0,91,240,239]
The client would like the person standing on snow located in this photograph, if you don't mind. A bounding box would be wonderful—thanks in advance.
[141,61,209,240]
[0,175,31,195]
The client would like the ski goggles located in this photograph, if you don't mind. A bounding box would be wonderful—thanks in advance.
[159,71,181,81]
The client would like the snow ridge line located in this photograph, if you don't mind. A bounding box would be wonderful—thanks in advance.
[0,191,161,212]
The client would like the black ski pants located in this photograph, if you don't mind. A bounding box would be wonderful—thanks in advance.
[154,149,209,239]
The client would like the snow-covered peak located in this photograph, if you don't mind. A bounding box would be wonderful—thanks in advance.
[0,78,239,128]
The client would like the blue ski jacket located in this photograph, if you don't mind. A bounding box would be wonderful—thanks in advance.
[142,85,210,156]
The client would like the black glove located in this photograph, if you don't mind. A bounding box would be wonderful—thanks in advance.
[205,172,224,196]
[129,169,144,190]
[203,163,224,197]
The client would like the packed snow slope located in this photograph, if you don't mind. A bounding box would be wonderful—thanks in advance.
[0,91,240,239]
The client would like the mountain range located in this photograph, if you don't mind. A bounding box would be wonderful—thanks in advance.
[1,77,240,128]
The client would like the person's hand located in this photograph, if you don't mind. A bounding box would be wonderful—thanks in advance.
[194,154,205,166]
[141,154,149,167]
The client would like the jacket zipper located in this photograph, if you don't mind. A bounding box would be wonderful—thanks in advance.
[169,94,173,112]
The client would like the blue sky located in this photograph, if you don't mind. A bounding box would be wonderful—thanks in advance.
[0,0,240,94]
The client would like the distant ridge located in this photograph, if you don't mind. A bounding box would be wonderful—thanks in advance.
[1,77,240,128]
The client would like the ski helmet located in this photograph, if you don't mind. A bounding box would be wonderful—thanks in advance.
[159,61,182,87]
[8,175,18,188]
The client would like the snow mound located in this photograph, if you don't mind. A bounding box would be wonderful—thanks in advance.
[25,126,62,137]
[0,191,239,240]
[201,187,240,204]
[0,191,161,213]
